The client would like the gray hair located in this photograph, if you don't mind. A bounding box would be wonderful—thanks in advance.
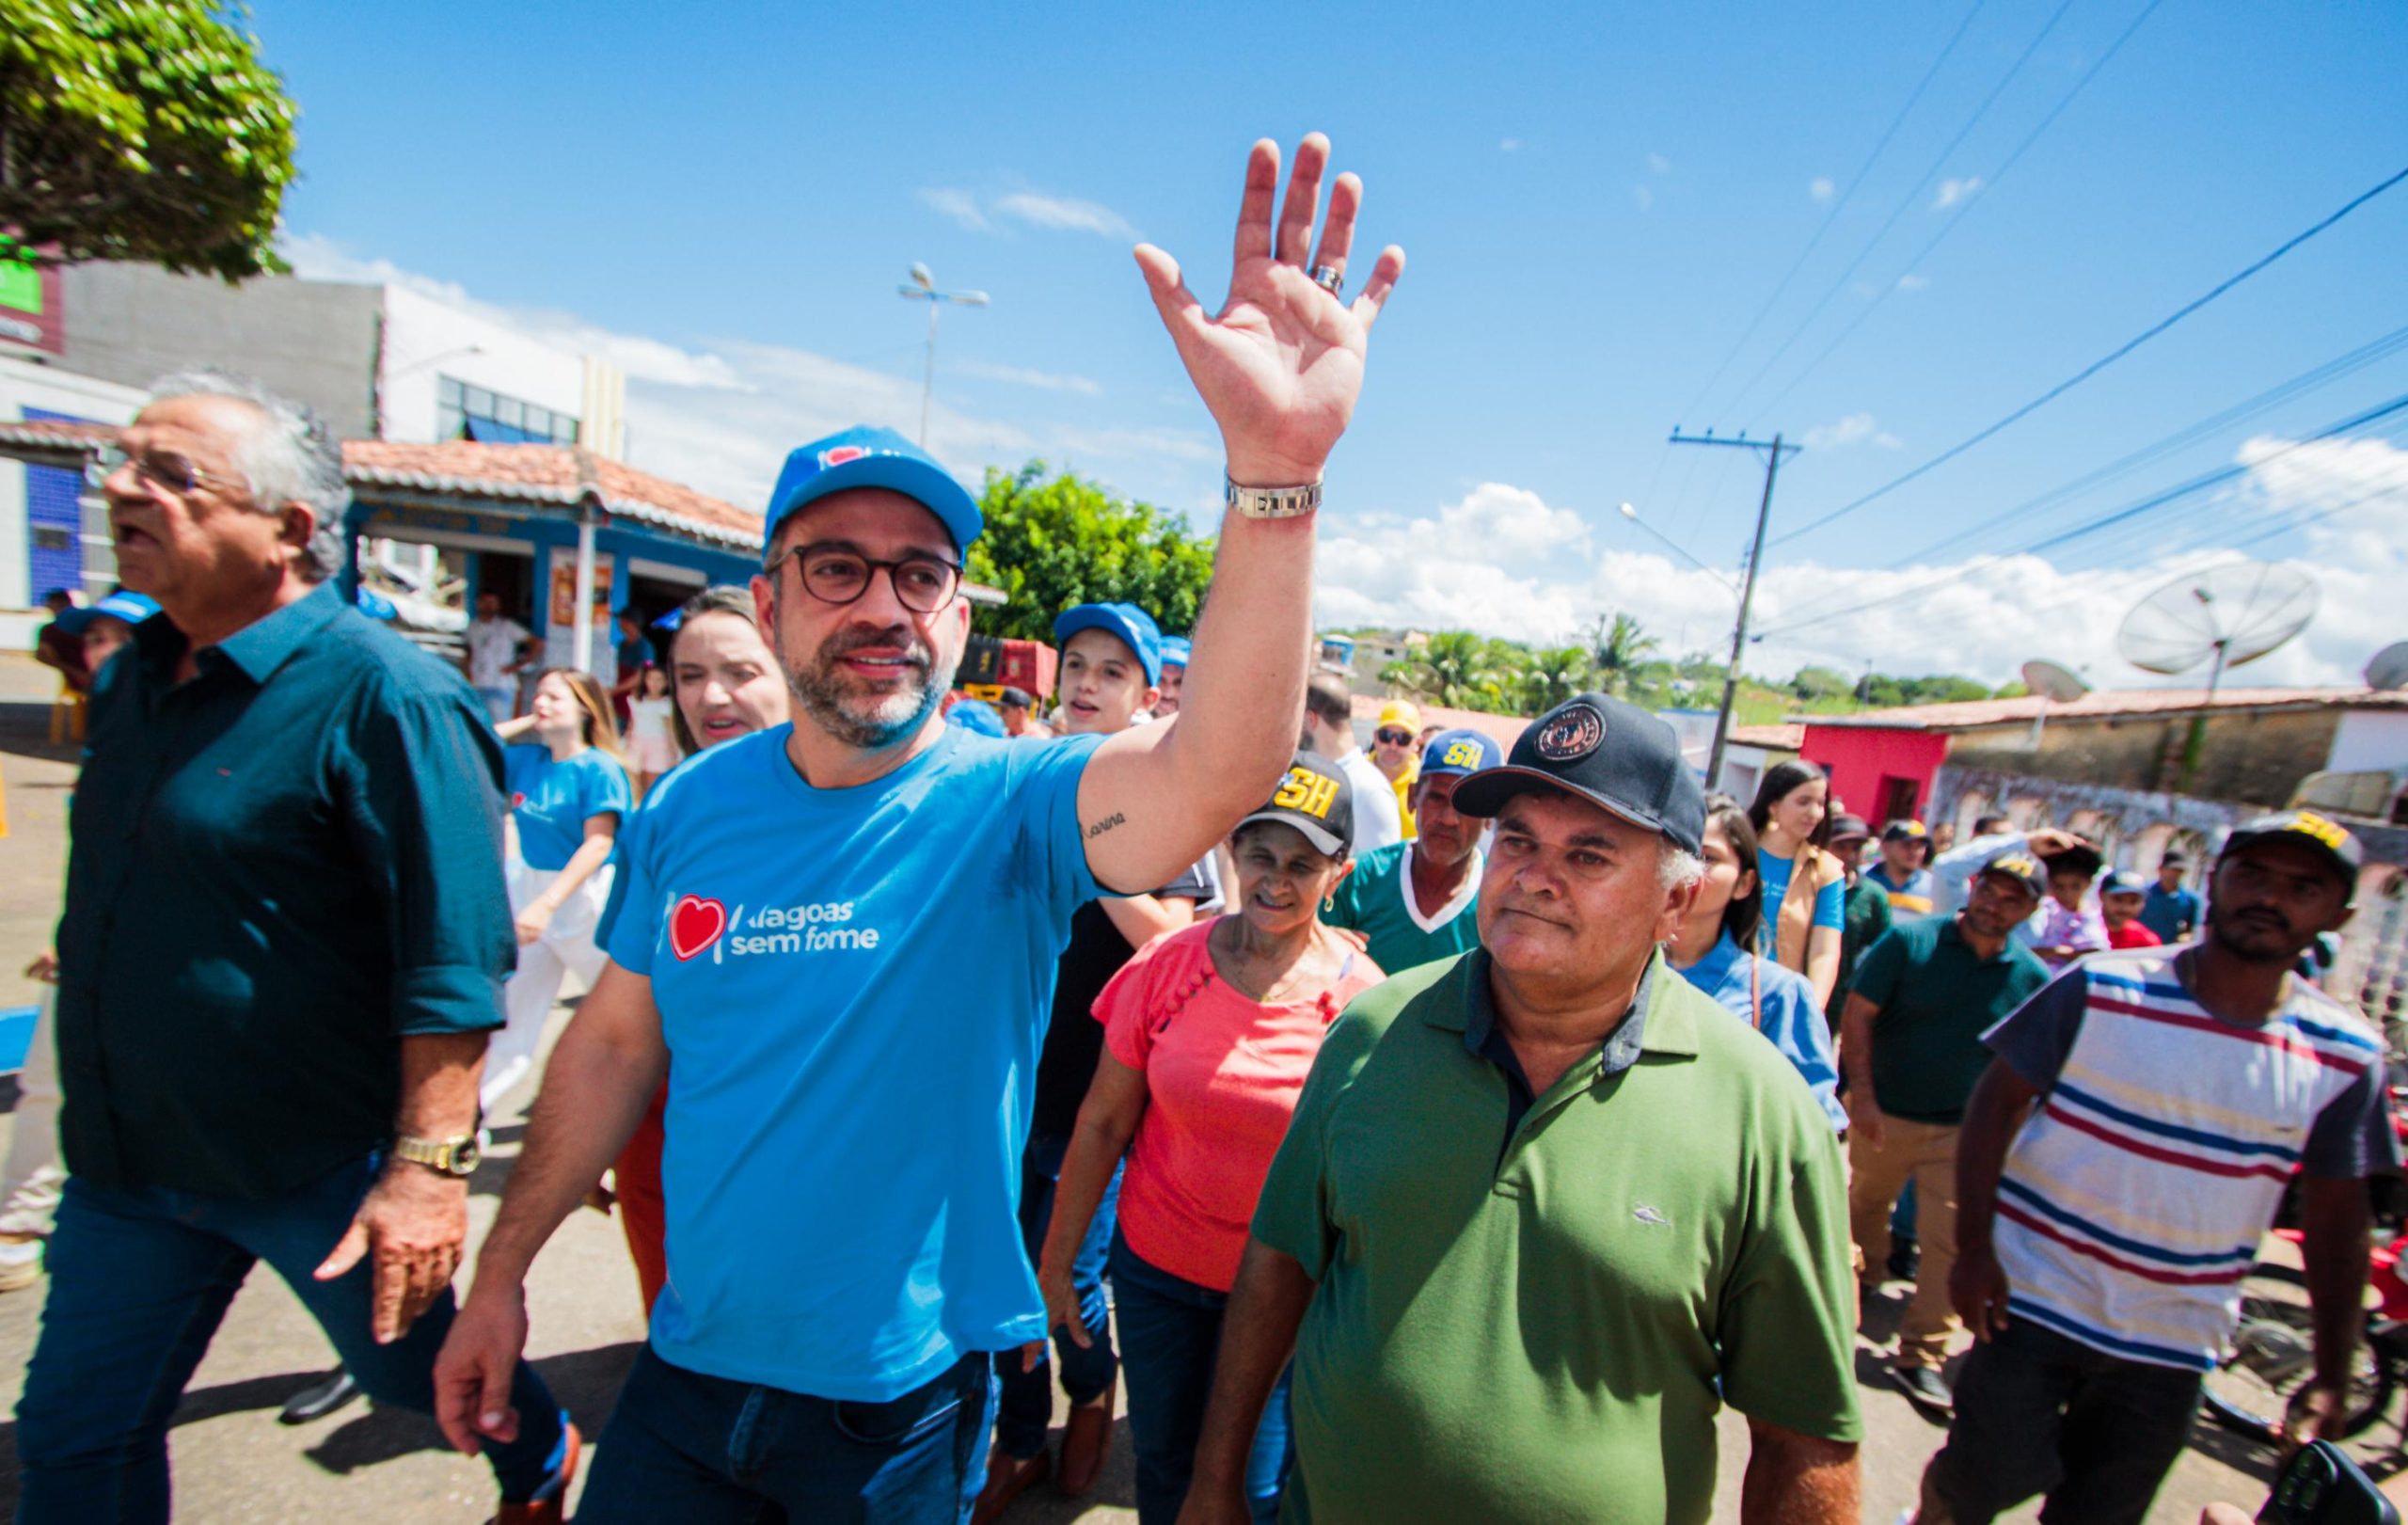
[1657,838,1705,894]
[148,371,351,581]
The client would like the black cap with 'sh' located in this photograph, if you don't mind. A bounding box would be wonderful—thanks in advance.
[1450,692,1706,857]
[1236,751,1356,858]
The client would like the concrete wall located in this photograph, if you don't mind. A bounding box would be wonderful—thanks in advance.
[0,357,147,640]
[376,286,586,445]
[1943,707,2339,809]
[2329,710,2408,775]
[59,264,382,437]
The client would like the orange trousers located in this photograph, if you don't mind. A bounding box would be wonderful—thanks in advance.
[614,1084,669,1316]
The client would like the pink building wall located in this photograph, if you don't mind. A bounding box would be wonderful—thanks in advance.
[1798,726,1951,828]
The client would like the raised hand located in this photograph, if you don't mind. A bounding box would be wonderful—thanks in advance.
[1135,133,1405,488]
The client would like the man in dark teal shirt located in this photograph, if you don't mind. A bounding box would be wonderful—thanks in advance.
[19,373,575,1523]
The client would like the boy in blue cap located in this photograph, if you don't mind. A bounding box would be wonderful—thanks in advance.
[436,131,1407,1523]
[1323,727,1502,975]
[975,602,1216,1514]
[1154,633,1191,717]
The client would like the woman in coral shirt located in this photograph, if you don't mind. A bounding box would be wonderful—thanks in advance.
[1036,753,1385,1525]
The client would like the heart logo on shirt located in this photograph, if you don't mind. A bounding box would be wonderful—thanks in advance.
[510,792,527,809]
[670,895,728,961]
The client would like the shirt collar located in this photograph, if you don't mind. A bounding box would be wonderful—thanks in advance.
[137,582,345,688]
[1443,945,1697,1074]
[1681,929,1748,991]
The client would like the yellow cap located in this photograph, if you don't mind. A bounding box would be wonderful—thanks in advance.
[1377,700,1422,731]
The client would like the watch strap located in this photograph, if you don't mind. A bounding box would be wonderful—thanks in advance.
[392,1133,478,1177]
[1225,478,1323,519]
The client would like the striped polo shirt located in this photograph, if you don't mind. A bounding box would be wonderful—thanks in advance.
[1984,948,2395,1372]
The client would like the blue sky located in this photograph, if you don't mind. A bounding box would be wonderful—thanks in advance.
[257,0,2408,687]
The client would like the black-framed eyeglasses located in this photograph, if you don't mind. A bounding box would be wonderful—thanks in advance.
[89,442,246,499]
[1374,728,1415,746]
[767,542,962,614]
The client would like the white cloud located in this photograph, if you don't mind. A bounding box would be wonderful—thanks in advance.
[1895,273,1931,293]
[1312,436,2408,690]
[1633,185,1656,212]
[952,359,1101,395]
[992,192,1137,240]
[278,233,1212,514]
[1647,152,1673,175]
[1802,412,1904,451]
[1810,176,1836,203]
[1499,137,1521,152]
[1934,176,1983,210]
[918,187,991,231]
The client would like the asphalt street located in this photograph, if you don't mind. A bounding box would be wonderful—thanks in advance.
[0,652,2387,1521]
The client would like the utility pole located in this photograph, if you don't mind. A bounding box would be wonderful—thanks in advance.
[1667,429,1801,788]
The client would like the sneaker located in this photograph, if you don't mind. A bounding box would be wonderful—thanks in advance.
[278,1366,361,1424]
[489,1419,579,1525]
[1890,1363,1955,1415]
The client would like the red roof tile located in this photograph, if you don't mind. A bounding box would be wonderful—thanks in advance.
[1802,686,2408,732]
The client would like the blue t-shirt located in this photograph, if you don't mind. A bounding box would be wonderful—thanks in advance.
[503,744,632,871]
[603,723,1104,1401]
[1756,849,1846,940]
[1675,930,1846,1132]
[2139,882,2201,944]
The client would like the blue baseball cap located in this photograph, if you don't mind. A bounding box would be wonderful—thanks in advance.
[1053,602,1164,686]
[2101,870,2146,897]
[943,698,1006,737]
[763,425,982,557]
[1419,727,1503,778]
[55,591,159,635]
[1158,634,1192,669]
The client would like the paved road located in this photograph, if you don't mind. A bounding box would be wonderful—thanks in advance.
[0,652,2389,1520]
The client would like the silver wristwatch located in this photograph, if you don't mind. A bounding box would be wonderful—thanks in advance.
[1225,477,1323,519]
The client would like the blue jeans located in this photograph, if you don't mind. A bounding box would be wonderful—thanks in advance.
[1108,1231,1291,1525]
[994,1129,1120,1459]
[578,1344,996,1524]
[15,1156,566,1523]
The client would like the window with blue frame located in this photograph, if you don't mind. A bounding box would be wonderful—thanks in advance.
[436,375,579,445]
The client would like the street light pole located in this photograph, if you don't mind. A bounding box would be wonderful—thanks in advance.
[897,263,990,449]
[1665,430,1802,787]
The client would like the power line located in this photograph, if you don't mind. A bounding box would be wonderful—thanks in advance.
[1769,161,2408,547]
[1745,0,2166,428]
[1826,322,2408,579]
[1750,323,2408,634]
[1670,0,1989,427]
[1708,0,2081,426]
[1752,389,2408,639]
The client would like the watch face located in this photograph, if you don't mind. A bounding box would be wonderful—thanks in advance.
[452,1137,483,1175]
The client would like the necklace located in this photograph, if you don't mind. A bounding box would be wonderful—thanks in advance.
[1214,919,1339,1005]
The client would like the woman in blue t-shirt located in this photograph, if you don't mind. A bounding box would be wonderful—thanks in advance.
[1748,759,1847,1009]
[486,666,632,1111]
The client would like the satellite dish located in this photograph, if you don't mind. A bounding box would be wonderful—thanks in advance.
[2366,642,2408,691]
[2117,562,2319,685]
[2020,659,2091,704]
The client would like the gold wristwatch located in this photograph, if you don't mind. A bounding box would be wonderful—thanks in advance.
[391,1133,482,1178]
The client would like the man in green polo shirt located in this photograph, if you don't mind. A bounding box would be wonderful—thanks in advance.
[1180,693,1861,1525]
[1323,726,1501,975]
[1840,849,2051,1415]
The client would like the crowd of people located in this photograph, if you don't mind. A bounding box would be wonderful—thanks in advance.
[8,129,2400,1525]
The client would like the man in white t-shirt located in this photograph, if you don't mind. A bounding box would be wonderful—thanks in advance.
[1301,671,1403,857]
[463,593,537,723]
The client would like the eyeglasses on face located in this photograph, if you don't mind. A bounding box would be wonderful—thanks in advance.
[1374,728,1415,746]
[89,442,246,499]
[767,542,962,614]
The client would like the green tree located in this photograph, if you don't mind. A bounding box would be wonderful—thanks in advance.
[1386,630,1504,711]
[1587,612,1660,696]
[1790,665,1854,703]
[962,462,1217,645]
[1,0,299,279]
[1519,644,1592,712]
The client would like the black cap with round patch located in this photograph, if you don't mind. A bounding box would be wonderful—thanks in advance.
[1451,692,1705,857]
